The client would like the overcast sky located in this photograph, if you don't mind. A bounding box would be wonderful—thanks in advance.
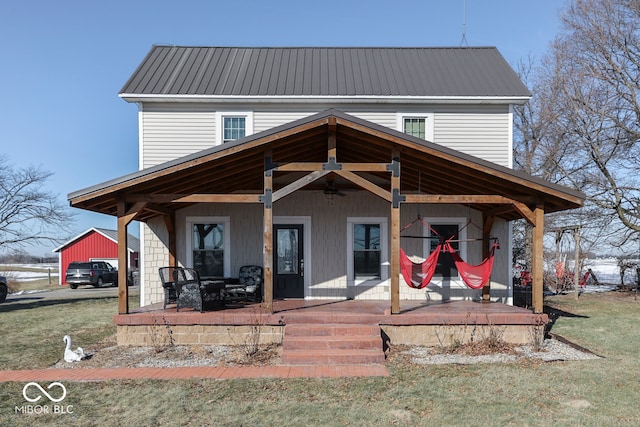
[0,0,568,256]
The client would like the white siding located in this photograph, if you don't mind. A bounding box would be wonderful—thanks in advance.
[140,103,512,168]
[435,109,511,166]
[141,105,216,168]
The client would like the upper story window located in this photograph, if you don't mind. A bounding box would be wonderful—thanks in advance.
[404,118,426,139]
[397,113,434,142]
[223,117,246,142]
[216,112,254,145]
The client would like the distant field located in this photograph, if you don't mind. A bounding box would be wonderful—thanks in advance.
[0,263,60,292]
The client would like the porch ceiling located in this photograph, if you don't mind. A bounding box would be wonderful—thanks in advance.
[68,109,585,222]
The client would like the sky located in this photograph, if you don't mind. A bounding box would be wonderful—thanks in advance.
[0,0,569,257]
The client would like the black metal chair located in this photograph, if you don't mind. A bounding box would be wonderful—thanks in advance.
[159,267,225,312]
[225,265,263,303]
[158,267,178,309]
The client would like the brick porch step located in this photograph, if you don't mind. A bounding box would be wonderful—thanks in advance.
[281,323,385,365]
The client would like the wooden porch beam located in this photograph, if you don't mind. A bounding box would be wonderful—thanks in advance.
[171,194,262,203]
[328,116,337,160]
[531,204,545,313]
[275,162,390,173]
[404,194,518,204]
[510,201,536,226]
[272,170,331,202]
[334,170,392,202]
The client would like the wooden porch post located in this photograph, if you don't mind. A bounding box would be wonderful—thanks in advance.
[390,154,401,314]
[117,214,129,315]
[117,201,146,314]
[164,214,176,267]
[263,154,274,313]
[482,215,495,301]
[531,204,545,313]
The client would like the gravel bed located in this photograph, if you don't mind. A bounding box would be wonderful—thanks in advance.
[405,338,601,365]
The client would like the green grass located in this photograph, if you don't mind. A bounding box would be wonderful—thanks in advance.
[1,292,640,426]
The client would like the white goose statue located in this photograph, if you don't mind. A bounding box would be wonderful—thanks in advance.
[63,335,87,362]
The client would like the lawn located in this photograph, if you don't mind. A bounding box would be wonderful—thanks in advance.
[1,291,639,426]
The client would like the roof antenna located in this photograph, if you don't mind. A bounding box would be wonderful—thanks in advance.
[460,0,469,47]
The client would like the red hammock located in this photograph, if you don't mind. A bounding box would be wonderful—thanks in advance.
[443,241,498,289]
[400,245,442,289]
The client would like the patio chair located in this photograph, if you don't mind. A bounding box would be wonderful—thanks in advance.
[160,267,225,312]
[225,265,263,303]
[158,267,178,309]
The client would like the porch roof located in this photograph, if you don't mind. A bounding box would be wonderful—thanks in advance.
[68,109,584,222]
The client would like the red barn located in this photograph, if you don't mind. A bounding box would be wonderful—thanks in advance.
[54,228,139,286]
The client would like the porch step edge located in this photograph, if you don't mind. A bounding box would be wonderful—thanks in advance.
[280,349,386,365]
[283,335,382,351]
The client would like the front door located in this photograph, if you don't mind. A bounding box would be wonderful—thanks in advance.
[274,224,304,299]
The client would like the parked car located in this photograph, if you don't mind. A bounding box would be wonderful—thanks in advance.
[0,275,7,303]
[65,261,118,289]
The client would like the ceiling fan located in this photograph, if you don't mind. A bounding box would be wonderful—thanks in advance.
[323,179,346,197]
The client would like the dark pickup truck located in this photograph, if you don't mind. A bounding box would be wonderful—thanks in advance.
[65,261,118,289]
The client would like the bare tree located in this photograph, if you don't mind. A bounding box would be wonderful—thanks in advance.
[552,0,640,247]
[0,155,75,251]
[513,0,640,262]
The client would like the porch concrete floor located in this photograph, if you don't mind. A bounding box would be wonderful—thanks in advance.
[114,299,546,326]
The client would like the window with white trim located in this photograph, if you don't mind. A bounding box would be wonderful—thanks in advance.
[216,112,254,145]
[347,217,388,283]
[397,113,434,141]
[186,217,231,278]
[422,217,467,279]
[354,223,381,279]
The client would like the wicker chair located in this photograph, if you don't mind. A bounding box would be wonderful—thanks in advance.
[225,265,263,303]
[158,267,178,309]
[159,267,225,312]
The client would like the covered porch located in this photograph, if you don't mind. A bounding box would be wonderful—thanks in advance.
[69,109,584,318]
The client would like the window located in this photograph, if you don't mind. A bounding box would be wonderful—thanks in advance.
[216,112,253,145]
[347,217,388,284]
[404,118,426,139]
[430,224,459,278]
[353,224,381,279]
[186,217,230,278]
[397,113,434,141]
[223,117,245,142]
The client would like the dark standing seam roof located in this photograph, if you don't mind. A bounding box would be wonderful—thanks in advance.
[120,46,531,98]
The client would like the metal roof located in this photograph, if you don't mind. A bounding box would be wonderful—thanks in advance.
[120,46,531,99]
